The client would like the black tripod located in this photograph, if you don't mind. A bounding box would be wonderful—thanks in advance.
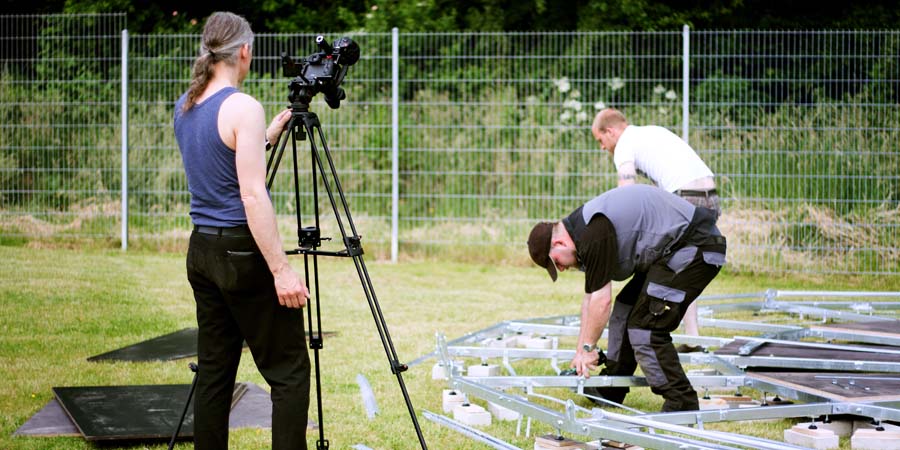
[265,93,427,449]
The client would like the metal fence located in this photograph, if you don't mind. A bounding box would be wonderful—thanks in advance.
[0,14,127,241]
[1,15,899,274]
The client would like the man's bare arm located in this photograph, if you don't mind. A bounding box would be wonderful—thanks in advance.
[572,282,613,376]
[617,161,638,187]
[228,94,309,308]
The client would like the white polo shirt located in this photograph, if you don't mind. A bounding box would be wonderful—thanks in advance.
[613,125,714,192]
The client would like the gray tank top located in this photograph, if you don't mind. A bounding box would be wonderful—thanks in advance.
[174,87,247,227]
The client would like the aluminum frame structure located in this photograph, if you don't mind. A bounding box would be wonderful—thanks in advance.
[420,290,900,449]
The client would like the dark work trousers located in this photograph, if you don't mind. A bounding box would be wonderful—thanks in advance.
[599,239,725,412]
[186,230,311,450]
[678,192,721,218]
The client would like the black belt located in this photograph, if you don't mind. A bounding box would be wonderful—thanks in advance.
[676,206,726,249]
[675,188,717,198]
[194,224,252,237]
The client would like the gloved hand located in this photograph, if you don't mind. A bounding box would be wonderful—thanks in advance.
[597,348,607,366]
[571,348,608,378]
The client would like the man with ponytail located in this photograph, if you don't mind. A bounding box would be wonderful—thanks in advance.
[174,11,310,450]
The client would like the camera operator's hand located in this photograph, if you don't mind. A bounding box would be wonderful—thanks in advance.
[266,109,291,147]
[272,262,309,309]
[571,348,606,378]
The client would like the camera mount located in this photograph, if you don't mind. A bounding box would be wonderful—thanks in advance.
[282,36,359,109]
[267,37,428,450]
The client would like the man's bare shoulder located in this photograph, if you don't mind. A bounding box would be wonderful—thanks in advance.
[220,92,264,130]
[222,92,263,113]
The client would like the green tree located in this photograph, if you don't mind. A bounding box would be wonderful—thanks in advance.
[5,0,900,32]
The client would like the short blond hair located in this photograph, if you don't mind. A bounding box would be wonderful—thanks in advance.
[592,108,629,133]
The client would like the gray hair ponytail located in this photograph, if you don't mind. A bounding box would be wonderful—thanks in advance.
[182,12,254,112]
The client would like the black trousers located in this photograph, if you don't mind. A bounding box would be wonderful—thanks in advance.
[187,230,311,450]
[599,239,725,412]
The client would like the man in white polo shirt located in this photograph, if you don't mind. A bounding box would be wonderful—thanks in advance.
[591,108,720,352]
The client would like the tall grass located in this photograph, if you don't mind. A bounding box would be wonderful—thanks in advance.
[2,31,899,273]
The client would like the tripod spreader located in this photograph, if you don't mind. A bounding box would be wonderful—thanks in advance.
[285,234,363,257]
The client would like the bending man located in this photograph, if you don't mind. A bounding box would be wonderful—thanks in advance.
[527,184,725,411]
[592,108,720,350]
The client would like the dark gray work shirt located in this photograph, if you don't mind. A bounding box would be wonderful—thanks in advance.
[563,185,698,291]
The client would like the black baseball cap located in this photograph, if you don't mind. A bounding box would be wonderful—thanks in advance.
[527,222,557,282]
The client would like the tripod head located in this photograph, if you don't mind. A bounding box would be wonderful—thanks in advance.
[282,35,360,110]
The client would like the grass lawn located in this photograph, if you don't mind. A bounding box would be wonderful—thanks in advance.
[1,244,898,449]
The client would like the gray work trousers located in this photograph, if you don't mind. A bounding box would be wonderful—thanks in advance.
[596,226,726,411]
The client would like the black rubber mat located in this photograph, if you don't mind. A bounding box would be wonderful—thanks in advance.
[88,328,336,362]
[18,382,315,440]
[87,328,207,362]
[52,383,247,441]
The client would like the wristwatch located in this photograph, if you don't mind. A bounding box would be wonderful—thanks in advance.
[581,343,597,352]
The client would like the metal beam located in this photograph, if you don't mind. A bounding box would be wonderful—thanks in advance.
[699,318,804,333]
[419,290,900,450]
[422,410,521,450]
[451,378,761,450]
[443,345,900,373]
[457,374,746,390]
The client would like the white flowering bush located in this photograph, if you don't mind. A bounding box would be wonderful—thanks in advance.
[651,83,679,115]
[552,76,592,128]
[607,77,625,91]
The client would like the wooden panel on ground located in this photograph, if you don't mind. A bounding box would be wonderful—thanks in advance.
[714,340,900,363]
[748,373,900,402]
[12,399,80,437]
[811,320,900,339]
[226,382,318,431]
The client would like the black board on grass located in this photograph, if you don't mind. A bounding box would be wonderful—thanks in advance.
[16,382,305,439]
[88,328,337,362]
[52,383,247,441]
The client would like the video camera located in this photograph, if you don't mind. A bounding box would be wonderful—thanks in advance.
[281,35,360,109]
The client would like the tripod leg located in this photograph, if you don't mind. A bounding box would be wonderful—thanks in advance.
[303,117,428,449]
[168,362,199,450]
[272,110,428,449]
[304,253,329,450]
